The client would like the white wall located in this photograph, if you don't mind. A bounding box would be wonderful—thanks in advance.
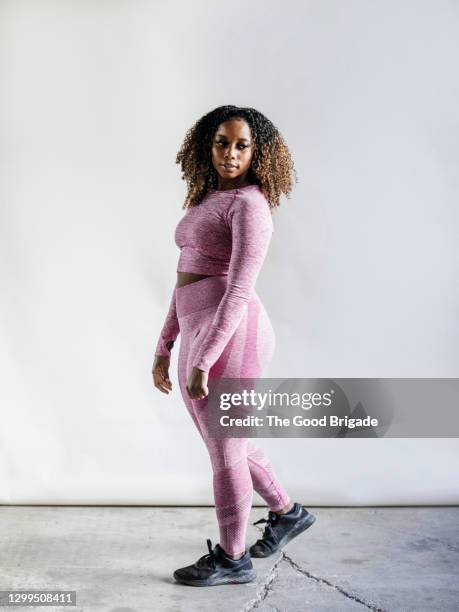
[1,0,458,505]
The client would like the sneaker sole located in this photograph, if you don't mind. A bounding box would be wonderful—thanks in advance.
[173,568,256,587]
[250,512,316,558]
[278,511,316,549]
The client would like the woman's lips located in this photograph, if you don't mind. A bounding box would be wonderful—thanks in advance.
[222,164,237,171]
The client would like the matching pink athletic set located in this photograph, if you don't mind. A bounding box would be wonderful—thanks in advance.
[154,184,291,556]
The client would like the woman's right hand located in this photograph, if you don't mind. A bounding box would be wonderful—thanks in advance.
[152,355,172,394]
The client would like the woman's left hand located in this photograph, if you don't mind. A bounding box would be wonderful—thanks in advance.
[186,367,209,400]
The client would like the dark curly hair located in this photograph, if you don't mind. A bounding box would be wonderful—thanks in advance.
[176,105,298,210]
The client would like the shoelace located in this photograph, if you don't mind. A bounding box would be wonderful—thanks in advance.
[196,538,217,570]
[253,511,279,544]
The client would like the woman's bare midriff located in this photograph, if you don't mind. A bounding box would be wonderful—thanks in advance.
[176,271,214,288]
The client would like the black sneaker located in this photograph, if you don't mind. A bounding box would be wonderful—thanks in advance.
[173,538,256,587]
[249,502,316,558]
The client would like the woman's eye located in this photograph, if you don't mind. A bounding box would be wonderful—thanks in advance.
[216,141,248,149]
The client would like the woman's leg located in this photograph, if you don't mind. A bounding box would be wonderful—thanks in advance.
[180,339,254,557]
[246,440,291,513]
[176,279,291,557]
[220,294,291,514]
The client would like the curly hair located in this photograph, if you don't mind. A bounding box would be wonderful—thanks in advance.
[176,105,298,210]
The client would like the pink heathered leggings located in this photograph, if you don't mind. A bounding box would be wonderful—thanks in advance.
[176,275,291,557]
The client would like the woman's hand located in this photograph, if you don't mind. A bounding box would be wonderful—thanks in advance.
[152,355,172,394]
[186,367,209,400]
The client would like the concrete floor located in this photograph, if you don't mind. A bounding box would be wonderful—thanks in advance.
[1,506,458,612]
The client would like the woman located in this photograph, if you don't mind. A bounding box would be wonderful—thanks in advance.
[152,105,316,587]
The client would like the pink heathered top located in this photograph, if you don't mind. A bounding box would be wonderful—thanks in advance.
[154,184,274,373]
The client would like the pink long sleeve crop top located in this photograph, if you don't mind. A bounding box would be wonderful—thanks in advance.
[154,184,274,373]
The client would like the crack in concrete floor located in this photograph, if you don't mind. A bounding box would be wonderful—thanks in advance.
[281,551,387,612]
[240,552,283,612]
[240,525,388,612]
[240,551,388,612]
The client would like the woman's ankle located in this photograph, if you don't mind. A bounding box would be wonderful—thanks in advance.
[274,501,294,515]
[223,547,245,560]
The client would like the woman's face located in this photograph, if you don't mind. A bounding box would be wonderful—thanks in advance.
[211,119,255,186]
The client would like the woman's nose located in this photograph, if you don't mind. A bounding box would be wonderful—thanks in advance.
[224,146,237,159]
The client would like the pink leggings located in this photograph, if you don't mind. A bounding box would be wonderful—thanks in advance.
[176,275,291,557]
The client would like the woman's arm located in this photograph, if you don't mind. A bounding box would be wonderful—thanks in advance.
[154,285,180,357]
[192,195,273,373]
